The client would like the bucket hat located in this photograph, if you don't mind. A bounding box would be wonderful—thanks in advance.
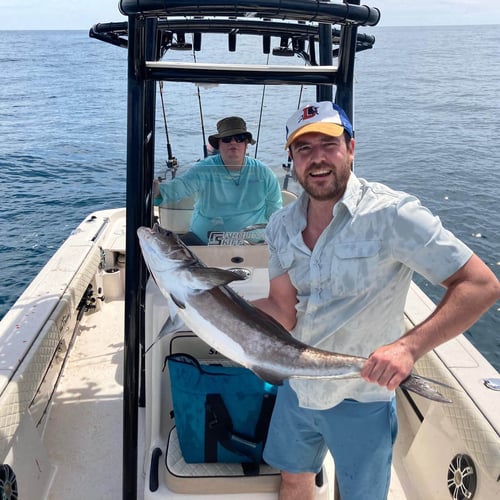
[208,116,256,149]
[285,101,354,149]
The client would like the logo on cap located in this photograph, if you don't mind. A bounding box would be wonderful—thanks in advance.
[300,106,319,122]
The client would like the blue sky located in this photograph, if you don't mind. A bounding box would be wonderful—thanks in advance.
[1,0,499,30]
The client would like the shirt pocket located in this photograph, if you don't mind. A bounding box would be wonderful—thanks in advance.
[329,240,382,295]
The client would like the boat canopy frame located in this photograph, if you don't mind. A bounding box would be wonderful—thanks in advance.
[90,2,380,498]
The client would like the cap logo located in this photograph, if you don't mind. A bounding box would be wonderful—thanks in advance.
[300,105,319,122]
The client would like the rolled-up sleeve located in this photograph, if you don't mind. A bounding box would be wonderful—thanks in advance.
[391,196,473,285]
[266,212,288,280]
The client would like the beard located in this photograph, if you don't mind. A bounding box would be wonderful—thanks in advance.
[296,159,351,201]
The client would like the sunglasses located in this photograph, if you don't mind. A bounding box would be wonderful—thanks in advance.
[220,133,248,144]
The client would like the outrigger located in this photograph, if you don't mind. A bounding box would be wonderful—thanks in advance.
[0,2,498,499]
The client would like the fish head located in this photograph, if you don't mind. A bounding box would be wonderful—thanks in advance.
[137,224,196,274]
[137,224,246,303]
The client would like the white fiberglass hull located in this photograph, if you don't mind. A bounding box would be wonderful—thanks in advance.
[0,208,498,499]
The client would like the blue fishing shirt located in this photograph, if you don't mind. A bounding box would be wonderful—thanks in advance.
[266,173,473,409]
[156,154,282,243]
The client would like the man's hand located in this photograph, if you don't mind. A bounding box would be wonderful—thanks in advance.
[361,342,415,391]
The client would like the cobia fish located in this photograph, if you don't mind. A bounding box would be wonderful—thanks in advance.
[137,223,453,403]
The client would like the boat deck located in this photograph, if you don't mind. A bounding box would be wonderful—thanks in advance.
[44,299,127,499]
[1,207,491,499]
[43,283,411,500]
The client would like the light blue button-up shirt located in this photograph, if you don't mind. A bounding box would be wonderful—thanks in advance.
[156,154,282,243]
[266,173,472,409]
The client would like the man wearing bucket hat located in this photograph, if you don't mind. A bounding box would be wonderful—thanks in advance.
[253,101,500,499]
[154,116,281,244]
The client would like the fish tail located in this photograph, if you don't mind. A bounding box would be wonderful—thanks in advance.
[400,373,454,404]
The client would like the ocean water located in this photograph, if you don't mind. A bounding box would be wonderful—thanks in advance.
[0,25,499,370]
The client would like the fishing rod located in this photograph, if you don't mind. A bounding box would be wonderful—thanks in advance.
[159,81,178,178]
[281,84,304,190]
[254,53,270,159]
[192,46,209,158]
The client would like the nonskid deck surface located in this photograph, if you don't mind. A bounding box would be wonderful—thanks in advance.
[44,299,125,500]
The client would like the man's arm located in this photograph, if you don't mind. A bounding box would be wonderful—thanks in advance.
[253,272,298,331]
[361,254,500,390]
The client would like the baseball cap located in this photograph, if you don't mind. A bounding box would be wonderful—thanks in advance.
[285,101,354,149]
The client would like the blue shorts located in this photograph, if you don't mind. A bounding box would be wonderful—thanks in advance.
[263,382,398,500]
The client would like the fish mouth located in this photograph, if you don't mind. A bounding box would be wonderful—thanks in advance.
[151,223,175,238]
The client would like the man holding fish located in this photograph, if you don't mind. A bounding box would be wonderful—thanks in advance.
[253,101,500,500]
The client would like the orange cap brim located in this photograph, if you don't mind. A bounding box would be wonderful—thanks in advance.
[285,122,344,149]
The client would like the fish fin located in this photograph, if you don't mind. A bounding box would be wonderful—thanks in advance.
[400,373,454,404]
[170,293,186,309]
[252,367,284,387]
[406,373,455,390]
[190,267,246,290]
[165,295,181,318]
[145,314,185,353]
[158,314,185,339]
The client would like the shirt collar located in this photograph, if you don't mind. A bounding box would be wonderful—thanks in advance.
[333,172,362,218]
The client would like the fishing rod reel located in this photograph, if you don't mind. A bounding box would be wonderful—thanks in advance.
[158,79,179,180]
[157,156,179,184]
[282,156,296,191]
[165,154,179,179]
